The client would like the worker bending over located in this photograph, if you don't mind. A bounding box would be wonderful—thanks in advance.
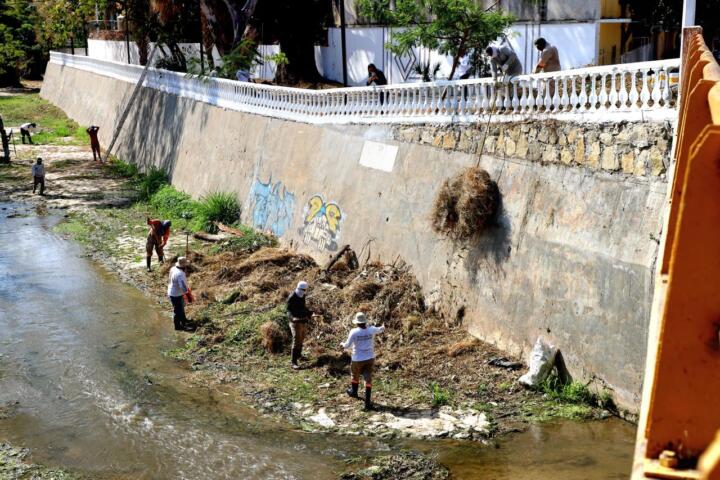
[146,218,171,271]
[485,46,523,80]
[341,312,385,410]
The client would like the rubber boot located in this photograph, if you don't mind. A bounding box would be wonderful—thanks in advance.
[159,255,164,264]
[364,387,373,410]
[346,382,359,398]
[146,256,151,272]
[290,348,300,369]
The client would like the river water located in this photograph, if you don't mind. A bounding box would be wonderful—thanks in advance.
[0,204,636,479]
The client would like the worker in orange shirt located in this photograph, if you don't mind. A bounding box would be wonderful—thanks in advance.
[146,217,171,271]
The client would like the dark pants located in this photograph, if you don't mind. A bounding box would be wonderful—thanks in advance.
[91,141,101,161]
[169,295,186,330]
[33,176,44,195]
[21,128,32,144]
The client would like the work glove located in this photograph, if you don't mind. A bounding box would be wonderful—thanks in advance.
[501,65,509,73]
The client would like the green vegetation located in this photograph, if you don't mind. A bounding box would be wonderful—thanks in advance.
[520,375,614,422]
[196,192,241,233]
[541,376,595,404]
[0,94,88,144]
[209,226,277,253]
[137,167,169,201]
[357,0,515,79]
[430,383,453,407]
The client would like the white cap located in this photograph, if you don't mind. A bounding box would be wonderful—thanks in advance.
[353,312,367,325]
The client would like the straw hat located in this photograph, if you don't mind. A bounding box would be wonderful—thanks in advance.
[353,312,368,325]
[176,257,189,268]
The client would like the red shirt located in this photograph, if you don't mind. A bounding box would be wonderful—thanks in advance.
[148,220,170,245]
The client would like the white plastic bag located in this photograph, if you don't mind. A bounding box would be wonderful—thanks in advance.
[518,337,558,387]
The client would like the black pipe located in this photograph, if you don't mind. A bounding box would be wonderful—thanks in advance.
[199,0,205,74]
[339,0,348,86]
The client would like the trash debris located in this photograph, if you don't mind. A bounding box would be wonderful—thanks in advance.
[518,337,558,387]
[488,357,523,370]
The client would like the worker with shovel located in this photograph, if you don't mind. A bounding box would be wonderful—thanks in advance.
[341,312,386,410]
[146,218,171,272]
[167,256,194,331]
[287,281,317,369]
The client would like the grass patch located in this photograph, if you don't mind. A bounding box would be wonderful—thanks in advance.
[210,226,277,253]
[195,192,241,233]
[53,215,92,243]
[0,94,89,145]
[541,376,595,404]
[430,383,453,407]
[108,158,139,178]
[149,185,198,231]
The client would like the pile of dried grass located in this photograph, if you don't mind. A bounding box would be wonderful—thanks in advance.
[260,321,288,353]
[431,166,499,240]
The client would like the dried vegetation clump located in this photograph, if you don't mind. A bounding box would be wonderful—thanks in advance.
[431,166,499,240]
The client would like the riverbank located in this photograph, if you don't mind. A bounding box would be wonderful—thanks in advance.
[1,92,621,475]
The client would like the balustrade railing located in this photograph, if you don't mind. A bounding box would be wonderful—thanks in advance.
[50,52,679,124]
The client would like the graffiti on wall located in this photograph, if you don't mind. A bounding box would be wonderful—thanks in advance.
[249,177,296,237]
[299,194,343,251]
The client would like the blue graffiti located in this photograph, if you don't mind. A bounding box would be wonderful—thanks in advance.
[249,177,296,237]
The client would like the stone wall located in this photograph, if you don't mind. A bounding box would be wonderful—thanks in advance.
[40,62,673,412]
[395,121,673,178]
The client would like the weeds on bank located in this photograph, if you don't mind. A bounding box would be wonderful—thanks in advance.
[0,94,89,145]
[109,159,244,234]
[521,374,614,422]
[430,383,453,407]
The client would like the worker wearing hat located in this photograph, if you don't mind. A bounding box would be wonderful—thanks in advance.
[167,256,193,331]
[341,312,386,410]
[287,280,316,369]
[146,217,172,272]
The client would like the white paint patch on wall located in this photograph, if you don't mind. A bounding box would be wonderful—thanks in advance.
[359,141,398,172]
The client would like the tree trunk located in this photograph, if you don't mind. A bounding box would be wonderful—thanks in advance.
[0,117,10,164]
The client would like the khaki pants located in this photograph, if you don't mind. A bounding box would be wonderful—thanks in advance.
[146,234,164,260]
[351,358,375,387]
[290,321,306,349]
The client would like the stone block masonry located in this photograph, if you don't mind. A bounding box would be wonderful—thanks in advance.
[395,121,673,178]
[40,62,672,413]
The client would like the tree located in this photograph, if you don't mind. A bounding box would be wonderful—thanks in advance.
[35,0,97,49]
[0,0,42,86]
[357,0,515,80]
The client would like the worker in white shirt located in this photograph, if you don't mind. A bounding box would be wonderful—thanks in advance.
[20,123,36,144]
[167,256,194,331]
[456,47,473,80]
[31,157,45,195]
[341,312,385,410]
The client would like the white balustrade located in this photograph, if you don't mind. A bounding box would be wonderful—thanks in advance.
[49,51,679,124]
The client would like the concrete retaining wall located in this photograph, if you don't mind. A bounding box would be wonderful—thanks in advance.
[41,62,670,411]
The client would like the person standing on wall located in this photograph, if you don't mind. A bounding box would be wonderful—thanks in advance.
[31,157,45,195]
[146,217,172,272]
[341,312,386,410]
[287,281,316,369]
[86,126,101,162]
[20,123,36,144]
[533,38,561,73]
[168,256,194,331]
[456,47,474,80]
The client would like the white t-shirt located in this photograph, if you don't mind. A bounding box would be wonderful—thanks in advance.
[342,325,385,362]
[167,266,188,297]
[20,123,35,132]
[236,70,251,82]
[456,52,472,78]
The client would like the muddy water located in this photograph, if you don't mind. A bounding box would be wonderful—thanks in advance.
[0,204,636,479]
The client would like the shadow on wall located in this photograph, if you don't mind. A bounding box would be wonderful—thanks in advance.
[462,191,512,284]
[119,86,211,178]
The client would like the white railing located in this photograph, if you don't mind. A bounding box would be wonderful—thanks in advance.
[49,52,680,124]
